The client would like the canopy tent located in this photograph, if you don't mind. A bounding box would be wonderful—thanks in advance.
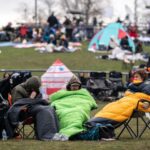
[88,23,135,52]
[41,59,74,99]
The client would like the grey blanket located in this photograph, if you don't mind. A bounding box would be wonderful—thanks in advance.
[5,98,59,140]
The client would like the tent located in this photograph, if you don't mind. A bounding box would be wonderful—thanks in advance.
[88,23,135,52]
[41,59,74,99]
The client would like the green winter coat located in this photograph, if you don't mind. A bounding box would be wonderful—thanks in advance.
[50,89,97,137]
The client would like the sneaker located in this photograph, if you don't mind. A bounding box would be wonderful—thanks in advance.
[101,138,116,141]
[60,134,69,141]
[52,133,68,141]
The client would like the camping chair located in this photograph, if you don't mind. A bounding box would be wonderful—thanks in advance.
[0,75,34,139]
[78,72,90,89]
[109,71,125,98]
[10,71,32,88]
[86,72,113,100]
[8,95,35,139]
[90,72,107,79]
[16,116,35,139]
[0,77,12,138]
[139,112,150,138]
[116,99,150,139]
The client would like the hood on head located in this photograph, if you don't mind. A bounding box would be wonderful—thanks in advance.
[66,75,81,90]
[25,76,41,92]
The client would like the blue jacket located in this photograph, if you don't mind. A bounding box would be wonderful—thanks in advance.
[128,79,150,95]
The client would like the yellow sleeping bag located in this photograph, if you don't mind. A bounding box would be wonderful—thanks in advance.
[95,92,150,122]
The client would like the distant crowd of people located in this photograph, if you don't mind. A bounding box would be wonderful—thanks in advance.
[0,12,94,44]
[0,13,148,54]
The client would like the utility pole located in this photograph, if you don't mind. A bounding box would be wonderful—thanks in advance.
[35,0,38,26]
[145,0,150,9]
[134,0,138,26]
[146,6,150,9]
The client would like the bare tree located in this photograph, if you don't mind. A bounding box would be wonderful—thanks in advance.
[40,0,55,15]
[16,0,56,25]
[60,0,109,25]
[16,2,32,23]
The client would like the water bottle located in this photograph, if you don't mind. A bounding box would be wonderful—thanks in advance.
[2,129,7,141]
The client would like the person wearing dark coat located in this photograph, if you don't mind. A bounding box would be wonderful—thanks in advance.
[59,35,69,49]
[11,76,41,103]
[126,69,150,95]
[7,76,59,140]
[120,36,132,51]
[47,12,59,28]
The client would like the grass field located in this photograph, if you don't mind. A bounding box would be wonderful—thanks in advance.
[0,42,149,73]
[0,43,150,150]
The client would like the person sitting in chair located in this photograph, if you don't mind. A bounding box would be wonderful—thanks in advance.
[85,69,150,139]
[11,76,41,103]
[125,69,149,95]
[6,76,59,141]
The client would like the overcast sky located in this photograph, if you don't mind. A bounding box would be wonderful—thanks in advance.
[0,0,35,27]
[0,0,149,27]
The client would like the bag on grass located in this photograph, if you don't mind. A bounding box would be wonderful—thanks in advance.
[98,123,115,139]
[73,125,100,140]
[71,123,115,141]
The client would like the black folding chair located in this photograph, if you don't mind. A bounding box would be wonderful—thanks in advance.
[16,116,35,139]
[116,99,150,139]
[86,72,113,100]
[78,72,90,89]
[109,71,125,98]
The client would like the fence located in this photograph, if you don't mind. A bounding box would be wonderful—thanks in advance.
[0,69,129,82]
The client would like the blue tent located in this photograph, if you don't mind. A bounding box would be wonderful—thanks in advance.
[88,23,135,52]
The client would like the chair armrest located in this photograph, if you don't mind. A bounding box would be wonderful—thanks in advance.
[136,99,150,110]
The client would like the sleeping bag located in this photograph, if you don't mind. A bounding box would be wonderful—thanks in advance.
[50,89,97,137]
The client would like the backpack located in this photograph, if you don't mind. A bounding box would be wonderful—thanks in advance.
[97,123,115,139]
[70,125,100,141]
[71,123,115,141]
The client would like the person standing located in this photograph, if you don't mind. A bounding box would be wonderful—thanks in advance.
[47,12,59,28]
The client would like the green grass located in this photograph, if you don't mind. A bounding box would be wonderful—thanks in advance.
[0,43,150,149]
[1,42,149,72]
[0,139,150,150]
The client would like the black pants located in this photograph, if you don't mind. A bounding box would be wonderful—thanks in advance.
[85,117,119,127]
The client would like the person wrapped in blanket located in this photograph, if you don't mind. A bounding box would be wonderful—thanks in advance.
[85,69,150,141]
[49,75,98,141]
[6,76,59,140]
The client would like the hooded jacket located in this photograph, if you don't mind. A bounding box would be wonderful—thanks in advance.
[66,75,81,90]
[11,76,41,103]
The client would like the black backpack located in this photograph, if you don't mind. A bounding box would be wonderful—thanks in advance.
[70,123,115,141]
